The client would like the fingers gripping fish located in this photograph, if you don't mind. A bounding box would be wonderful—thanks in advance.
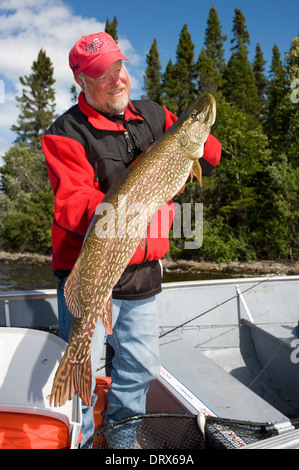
[49,94,217,407]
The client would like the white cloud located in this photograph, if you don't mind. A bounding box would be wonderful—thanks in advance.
[0,0,144,161]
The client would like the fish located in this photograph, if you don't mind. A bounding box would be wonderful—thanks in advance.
[49,93,216,407]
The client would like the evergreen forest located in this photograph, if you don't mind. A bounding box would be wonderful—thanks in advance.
[0,8,298,263]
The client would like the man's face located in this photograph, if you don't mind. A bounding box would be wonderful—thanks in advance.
[76,60,130,114]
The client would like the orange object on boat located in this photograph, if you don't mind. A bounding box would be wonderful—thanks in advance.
[76,376,112,446]
[0,376,111,449]
[0,412,70,449]
[94,377,112,430]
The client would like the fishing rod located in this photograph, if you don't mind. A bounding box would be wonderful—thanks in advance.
[158,260,298,339]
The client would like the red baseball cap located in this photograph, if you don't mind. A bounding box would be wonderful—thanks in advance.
[69,32,129,78]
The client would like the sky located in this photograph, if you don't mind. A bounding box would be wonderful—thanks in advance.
[0,0,298,163]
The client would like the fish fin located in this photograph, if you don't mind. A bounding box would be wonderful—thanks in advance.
[64,258,84,318]
[49,344,92,408]
[99,294,113,335]
[192,160,202,187]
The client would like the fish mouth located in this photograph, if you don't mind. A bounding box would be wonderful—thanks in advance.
[192,94,216,126]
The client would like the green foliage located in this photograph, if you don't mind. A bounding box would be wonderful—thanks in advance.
[0,189,53,253]
[201,216,252,263]
[0,146,54,254]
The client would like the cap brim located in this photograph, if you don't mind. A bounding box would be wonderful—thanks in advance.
[82,51,129,78]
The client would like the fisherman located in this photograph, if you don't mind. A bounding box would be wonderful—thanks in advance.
[42,32,221,448]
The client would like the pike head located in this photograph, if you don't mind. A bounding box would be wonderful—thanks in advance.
[171,94,216,161]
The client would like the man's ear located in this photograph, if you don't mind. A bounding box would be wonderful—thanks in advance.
[75,75,84,91]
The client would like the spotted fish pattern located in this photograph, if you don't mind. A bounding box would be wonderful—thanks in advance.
[49,94,216,407]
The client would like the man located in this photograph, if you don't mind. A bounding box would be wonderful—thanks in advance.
[42,32,221,448]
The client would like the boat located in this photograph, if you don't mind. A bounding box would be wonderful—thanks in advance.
[0,274,299,449]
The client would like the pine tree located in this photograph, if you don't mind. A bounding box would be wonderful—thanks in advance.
[197,5,226,97]
[230,8,250,51]
[11,49,56,151]
[197,48,221,96]
[142,38,162,104]
[175,24,197,114]
[105,15,118,42]
[204,4,227,73]
[161,59,179,113]
[264,44,289,152]
[223,45,260,119]
[253,43,269,116]
[222,10,260,119]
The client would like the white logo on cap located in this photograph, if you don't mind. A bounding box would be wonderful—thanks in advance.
[86,38,108,55]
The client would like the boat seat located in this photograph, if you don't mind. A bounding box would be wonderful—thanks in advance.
[0,328,81,449]
[158,337,289,424]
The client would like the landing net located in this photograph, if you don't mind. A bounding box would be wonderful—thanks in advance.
[82,412,291,449]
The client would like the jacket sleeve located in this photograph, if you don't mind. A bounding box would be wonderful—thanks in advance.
[163,107,177,131]
[42,134,105,237]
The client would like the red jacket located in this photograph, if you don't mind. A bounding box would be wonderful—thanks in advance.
[42,93,221,272]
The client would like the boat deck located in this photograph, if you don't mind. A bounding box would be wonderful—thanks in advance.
[156,337,291,424]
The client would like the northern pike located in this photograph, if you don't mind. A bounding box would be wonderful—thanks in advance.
[49,94,216,408]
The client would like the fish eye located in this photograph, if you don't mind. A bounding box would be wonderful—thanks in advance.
[191,113,197,120]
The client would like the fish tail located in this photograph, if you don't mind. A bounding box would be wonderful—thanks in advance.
[49,347,92,408]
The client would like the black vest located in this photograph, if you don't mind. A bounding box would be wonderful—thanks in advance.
[47,100,166,194]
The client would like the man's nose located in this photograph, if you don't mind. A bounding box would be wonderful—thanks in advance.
[110,71,121,86]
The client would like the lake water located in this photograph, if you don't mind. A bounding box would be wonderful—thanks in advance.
[0,261,230,292]
[0,262,56,291]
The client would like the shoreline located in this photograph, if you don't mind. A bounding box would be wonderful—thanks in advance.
[162,257,299,276]
[0,250,298,276]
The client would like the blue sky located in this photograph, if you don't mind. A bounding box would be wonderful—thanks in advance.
[68,0,298,68]
[0,0,298,161]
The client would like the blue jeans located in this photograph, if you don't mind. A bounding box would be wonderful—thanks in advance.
[56,277,160,447]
